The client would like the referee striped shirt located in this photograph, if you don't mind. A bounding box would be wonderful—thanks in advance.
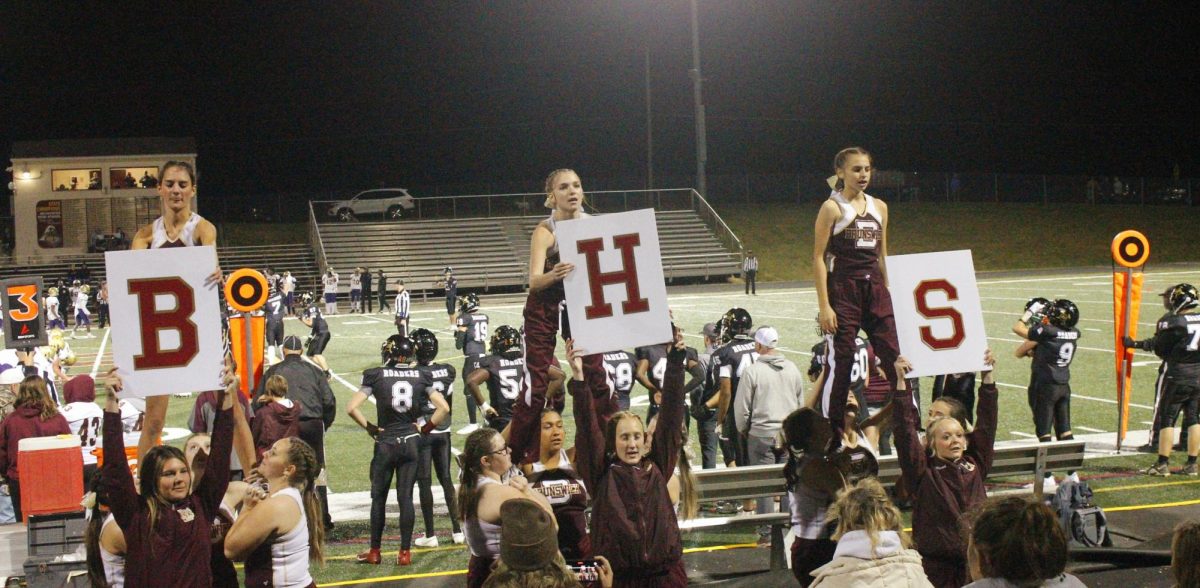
[743,256,758,272]
[395,290,411,317]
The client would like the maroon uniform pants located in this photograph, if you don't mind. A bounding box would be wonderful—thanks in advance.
[512,292,614,464]
[824,273,900,439]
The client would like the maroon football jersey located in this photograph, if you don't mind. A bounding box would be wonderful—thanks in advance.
[823,193,884,278]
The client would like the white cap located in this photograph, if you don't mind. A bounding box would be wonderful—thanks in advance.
[754,326,779,349]
[0,367,26,385]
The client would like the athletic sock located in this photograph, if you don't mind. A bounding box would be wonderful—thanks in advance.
[1188,456,1197,465]
[1157,455,1170,466]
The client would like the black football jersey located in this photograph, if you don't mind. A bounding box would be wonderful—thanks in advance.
[1028,323,1079,384]
[635,344,699,390]
[419,362,457,433]
[457,312,489,357]
[602,350,637,396]
[712,335,759,402]
[481,351,524,419]
[1151,313,1200,380]
[304,306,328,335]
[360,364,427,436]
[264,293,284,324]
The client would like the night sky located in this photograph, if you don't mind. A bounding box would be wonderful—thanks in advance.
[3,1,1198,203]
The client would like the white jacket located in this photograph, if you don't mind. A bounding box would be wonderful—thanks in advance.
[809,531,933,588]
[734,353,804,438]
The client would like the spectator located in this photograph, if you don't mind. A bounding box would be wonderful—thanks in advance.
[362,265,373,313]
[60,375,103,488]
[743,250,759,295]
[482,498,614,588]
[809,478,933,587]
[458,427,555,588]
[281,270,297,316]
[892,352,997,588]
[377,269,390,313]
[224,437,326,586]
[251,374,300,464]
[83,471,126,588]
[100,372,234,587]
[190,388,254,479]
[692,322,722,471]
[521,408,591,559]
[97,280,110,328]
[0,367,23,421]
[734,326,804,541]
[1172,520,1200,588]
[963,496,1085,588]
[0,376,71,520]
[140,171,155,188]
[255,335,338,532]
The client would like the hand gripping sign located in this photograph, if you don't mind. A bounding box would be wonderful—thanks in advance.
[887,250,988,378]
[105,247,225,397]
[556,209,672,355]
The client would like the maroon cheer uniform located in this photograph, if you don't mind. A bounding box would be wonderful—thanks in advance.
[529,450,592,559]
[821,192,900,440]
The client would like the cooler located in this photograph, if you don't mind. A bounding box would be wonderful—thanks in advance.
[17,436,83,518]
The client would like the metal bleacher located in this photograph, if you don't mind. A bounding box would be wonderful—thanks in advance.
[309,188,744,294]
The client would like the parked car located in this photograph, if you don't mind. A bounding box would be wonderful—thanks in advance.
[326,188,416,221]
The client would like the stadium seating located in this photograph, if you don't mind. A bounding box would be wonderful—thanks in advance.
[314,209,742,293]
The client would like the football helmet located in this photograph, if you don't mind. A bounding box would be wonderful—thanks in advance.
[299,292,314,306]
[490,325,521,355]
[1166,283,1199,314]
[381,335,415,363]
[458,292,480,314]
[1025,297,1052,312]
[722,308,753,337]
[80,284,91,295]
[1047,299,1079,329]
[410,328,439,364]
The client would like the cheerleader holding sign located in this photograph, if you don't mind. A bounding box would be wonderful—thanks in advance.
[813,147,901,449]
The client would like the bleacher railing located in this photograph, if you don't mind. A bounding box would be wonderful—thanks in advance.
[308,187,742,258]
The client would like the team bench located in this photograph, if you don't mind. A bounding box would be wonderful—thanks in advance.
[682,439,1088,571]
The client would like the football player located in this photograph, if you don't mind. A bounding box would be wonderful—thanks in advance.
[263,284,285,364]
[1014,297,1081,488]
[300,299,332,372]
[45,287,65,330]
[322,268,339,315]
[635,337,703,422]
[1126,284,1200,476]
[347,335,448,566]
[455,293,488,434]
[602,349,638,411]
[711,308,759,471]
[71,283,93,338]
[349,267,363,313]
[466,325,525,435]
[409,328,464,546]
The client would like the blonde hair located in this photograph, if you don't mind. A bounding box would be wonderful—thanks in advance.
[924,415,967,456]
[830,478,911,552]
[830,147,872,191]
[542,168,583,209]
[482,551,582,587]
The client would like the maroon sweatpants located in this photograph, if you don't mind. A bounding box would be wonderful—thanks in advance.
[822,273,901,441]
[512,291,614,464]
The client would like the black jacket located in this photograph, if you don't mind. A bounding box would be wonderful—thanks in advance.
[255,354,337,428]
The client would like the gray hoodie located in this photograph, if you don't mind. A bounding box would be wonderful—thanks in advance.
[734,352,805,438]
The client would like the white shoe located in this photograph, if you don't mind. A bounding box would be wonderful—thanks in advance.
[414,536,438,548]
[456,423,480,435]
[453,532,465,544]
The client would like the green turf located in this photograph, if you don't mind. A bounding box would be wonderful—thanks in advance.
[721,202,1199,282]
[53,262,1200,585]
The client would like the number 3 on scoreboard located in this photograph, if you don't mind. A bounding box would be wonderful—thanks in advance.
[913,279,965,350]
[7,284,40,322]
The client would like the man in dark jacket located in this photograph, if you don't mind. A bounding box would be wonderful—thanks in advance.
[361,265,373,313]
[254,335,338,530]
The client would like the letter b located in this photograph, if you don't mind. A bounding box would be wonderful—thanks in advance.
[129,278,199,369]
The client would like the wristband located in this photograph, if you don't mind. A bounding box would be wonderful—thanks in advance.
[481,401,493,414]
[1020,310,1033,322]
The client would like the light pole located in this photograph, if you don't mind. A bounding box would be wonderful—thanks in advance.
[645,44,654,190]
[689,0,707,198]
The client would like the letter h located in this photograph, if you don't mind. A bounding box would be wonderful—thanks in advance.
[576,233,650,320]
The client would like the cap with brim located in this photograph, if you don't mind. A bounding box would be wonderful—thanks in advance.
[283,335,304,351]
[702,322,719,338]
[755,326,780,348]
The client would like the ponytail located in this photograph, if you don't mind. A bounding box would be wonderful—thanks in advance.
[458,428,500,522]
[676,444,699,520]
[84,477,113,588]
[285,437,325,563]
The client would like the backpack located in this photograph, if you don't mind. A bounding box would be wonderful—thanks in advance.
[1051,480,1112,547]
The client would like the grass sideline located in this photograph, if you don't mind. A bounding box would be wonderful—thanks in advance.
[720,202,1198,283]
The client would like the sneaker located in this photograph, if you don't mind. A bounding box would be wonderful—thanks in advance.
[397,550,412,566]
[453,532,466,544]
[1043,476,1058,494]
[715,501,739,515]
[1182,463,1199,476]
[456,423,480,435]
[1144,462,1171,477]
[356,548,381,565]
[414,536,439,548]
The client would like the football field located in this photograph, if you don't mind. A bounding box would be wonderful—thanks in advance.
[54,262,1200,584]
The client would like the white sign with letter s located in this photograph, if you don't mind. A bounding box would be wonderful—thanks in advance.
[106,246,225,397]
[556,209,672,355]
[887,250,988,378]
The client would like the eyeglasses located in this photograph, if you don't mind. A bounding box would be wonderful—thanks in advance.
[487,444,512,456]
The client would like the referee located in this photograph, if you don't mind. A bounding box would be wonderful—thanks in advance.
[743,251,759,295]
[255,335,338,530]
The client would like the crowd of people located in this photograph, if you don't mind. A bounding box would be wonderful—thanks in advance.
[1,155,1198,588]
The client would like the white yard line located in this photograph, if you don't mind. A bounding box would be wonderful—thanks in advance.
[90,328,111,378]
[1011,431,1037,438]
[1076,426,1106,433]
[993,380,1154,410]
